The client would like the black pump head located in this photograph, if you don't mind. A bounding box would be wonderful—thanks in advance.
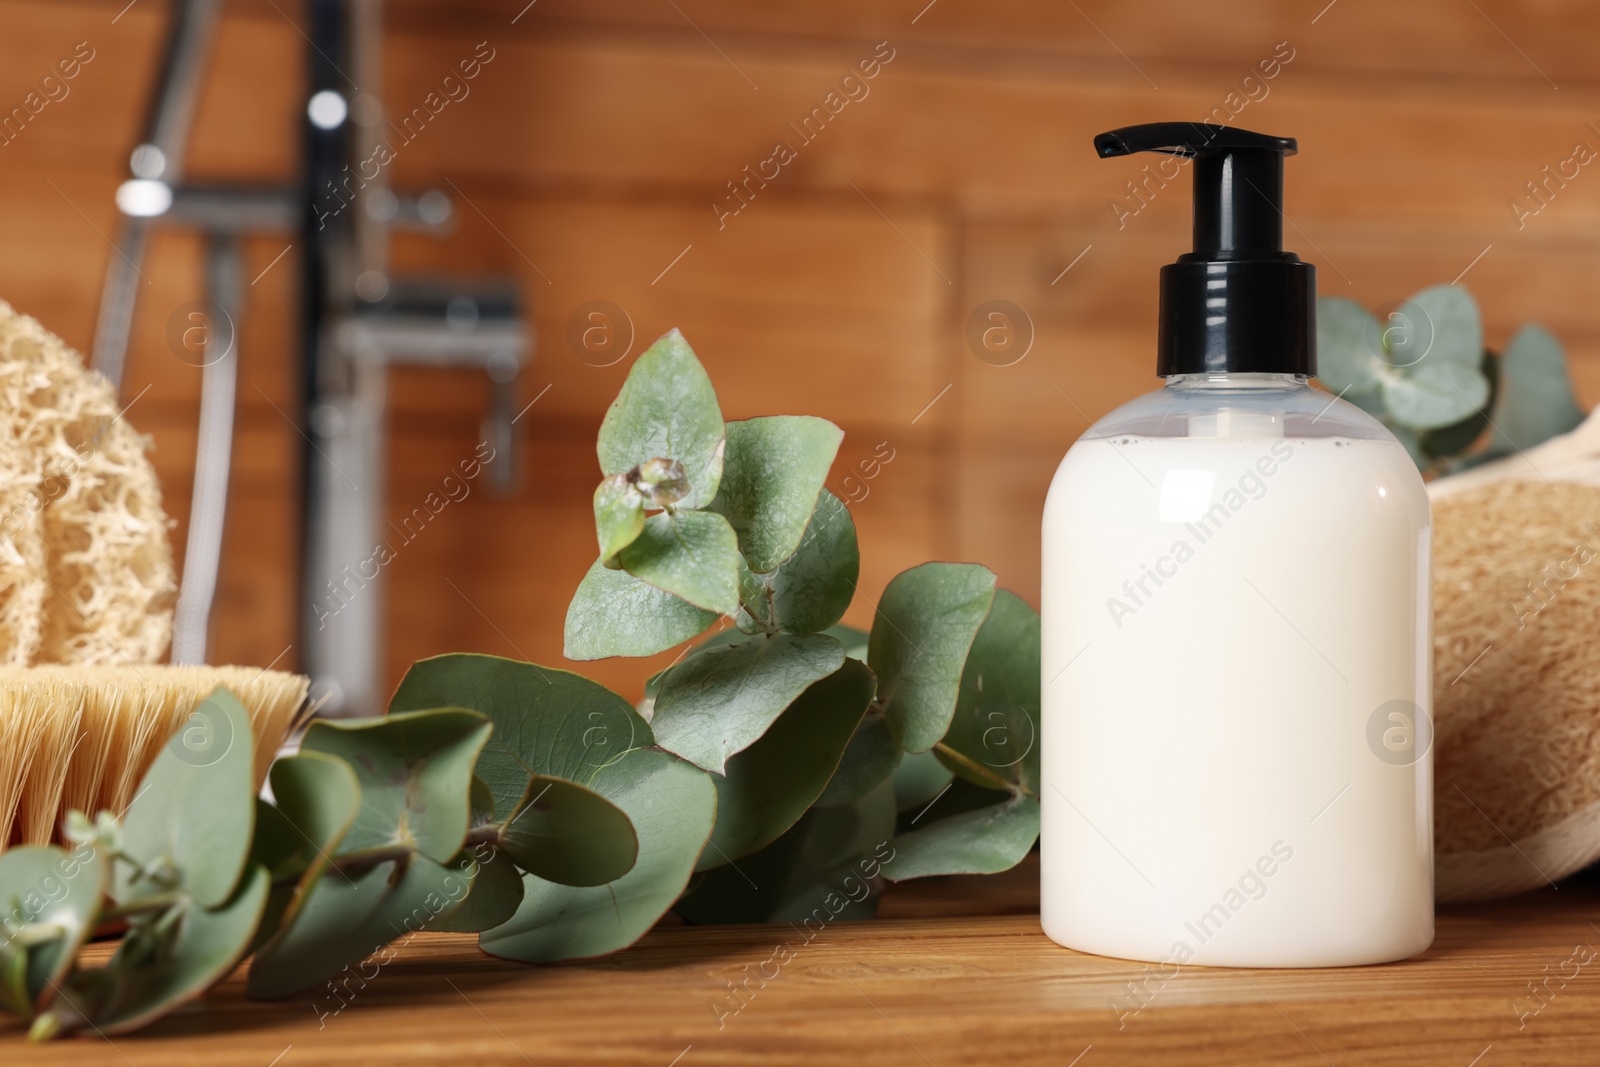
[1096,122,1315,378]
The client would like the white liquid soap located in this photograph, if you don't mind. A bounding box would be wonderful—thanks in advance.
[1041,123,1433,968]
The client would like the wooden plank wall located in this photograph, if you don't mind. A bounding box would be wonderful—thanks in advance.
[2,0,1598,700]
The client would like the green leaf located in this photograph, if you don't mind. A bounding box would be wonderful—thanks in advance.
[651,633,846,773]
[263,752,362,884]
[247,854,473,999]
[116,687,256,908]
[391,654,646,821]
[709,416,844,572]
[825,623,870,661]
[300,709,491,864]
[432,844,524,934]
[593,475,646,565]
[566,558,717,660]
[251,799,304,885]
[1390,285,1482,368]
[1382,357,1489,430]
[1490,323,1585,454]
[0,845,105,1011]
[699,658,874,869]
[891,749,954,813]
[737,490,859,635]
[0,941,27,1017]
[870,562,997,754]
[939,590,1040,795]
[814,711,901,808]
[499,775,638,887]
[480,747,715,963]
[1316,297,1385,394]
[94,864,270,1034]
[675,782,896,925]
[597,328,725,510]
[618,510,741,615]
[1420,347,1491,460]
[252,751,362,961]
[882,795,1039,880]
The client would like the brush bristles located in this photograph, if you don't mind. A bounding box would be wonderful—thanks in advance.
[0,665,309,851]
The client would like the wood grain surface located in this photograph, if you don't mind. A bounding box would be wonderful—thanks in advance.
[5,858,1597,1066]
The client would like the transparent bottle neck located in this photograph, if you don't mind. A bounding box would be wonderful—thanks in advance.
[1162,372,1311,392]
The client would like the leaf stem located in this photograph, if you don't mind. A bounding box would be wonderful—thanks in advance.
[97,891,185,925]
[931,743,1035,799]
[464,825,503,849]
[322,826,502,880]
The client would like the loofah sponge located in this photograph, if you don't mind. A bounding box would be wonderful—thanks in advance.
[1430,409,1600,901]
[0,299,175,665]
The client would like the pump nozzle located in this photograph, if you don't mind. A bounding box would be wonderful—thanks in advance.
[1095,121,1314,378]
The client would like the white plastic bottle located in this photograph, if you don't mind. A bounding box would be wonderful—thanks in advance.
[1040,124,1433,968]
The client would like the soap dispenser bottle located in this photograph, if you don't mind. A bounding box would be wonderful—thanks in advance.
[1041,124,1433,968]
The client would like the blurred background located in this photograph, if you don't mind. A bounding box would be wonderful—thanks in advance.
[2,0,1597,707]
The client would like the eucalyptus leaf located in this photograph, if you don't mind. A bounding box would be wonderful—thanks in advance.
[618,510,741,615]
[737,490,859,635]
[676,782,896,925]
[698,658,874,868]
[391,654,646,821]
[1382,357,1489,430]
[300,709,491,864]
[251,799,304,885]
[594,475,646,565]
[0,845,105,1011]
[813,710,901,809]
[96,864,270,1034]
[1419,351,1494,459]
[869,562,997,754]
[480,746,715,963]
[264,751,362,886]
[1389,284,1482,368]
[597,328,725,509]
[466,775,496,829]
[116,687,256,908]
[247,798,307,959]
[709,416,844,572]
[1490,323,1585,454]
[247,854,472,999]
[566,558,718,660]
[1315,297,1384,394]
[891,749,954,813]
[939,590,1040,794]
[432,844,524,934]
[499,775,638,887]
[882,795,1040,880]
[651,632,846,773]
[825,623,870,661]
[0,942,27,1017]
[645,628,750,696]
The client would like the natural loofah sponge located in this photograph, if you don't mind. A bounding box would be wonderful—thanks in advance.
[0,300,175,665]
[1431,410,1600,901]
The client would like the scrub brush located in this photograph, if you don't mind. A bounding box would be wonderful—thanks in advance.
[0,664,309,850]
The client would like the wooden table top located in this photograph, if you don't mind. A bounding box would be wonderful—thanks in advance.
[6,858,1598,1066]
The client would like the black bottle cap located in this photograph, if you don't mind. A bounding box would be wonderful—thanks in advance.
[1096,122,1315,377]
